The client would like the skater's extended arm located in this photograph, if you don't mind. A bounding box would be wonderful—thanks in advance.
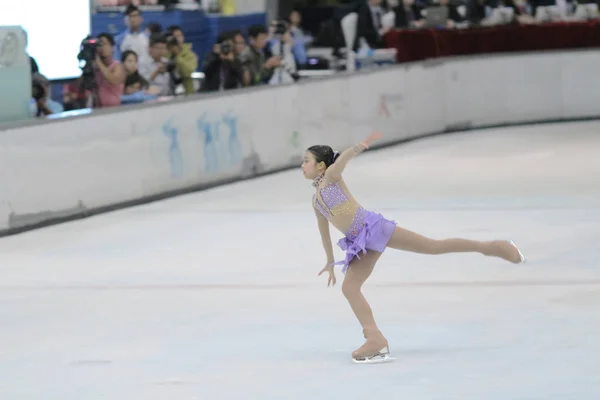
[314,207,335,265]
[325,132,382,181]
[324,144,367,181]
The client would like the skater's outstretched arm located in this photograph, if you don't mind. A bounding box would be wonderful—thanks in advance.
[325,132,383,181]
[314,207,335,265]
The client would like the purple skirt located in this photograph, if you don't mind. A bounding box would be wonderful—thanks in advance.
[334,208,396,273]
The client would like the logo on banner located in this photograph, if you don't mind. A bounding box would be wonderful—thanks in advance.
[290,131,301,149]
[378,94,403,118]
[0,32,20,67]
[197,110,242,173]
[162,119,184,178]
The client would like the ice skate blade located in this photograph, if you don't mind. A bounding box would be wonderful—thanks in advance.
[352,347,395,365]
[509,240,527,264]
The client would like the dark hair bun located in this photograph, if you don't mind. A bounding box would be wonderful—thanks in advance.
[307,145,338,168]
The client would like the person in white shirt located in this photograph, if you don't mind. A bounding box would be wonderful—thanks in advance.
[139,34,174,96]
[114,5,150,66]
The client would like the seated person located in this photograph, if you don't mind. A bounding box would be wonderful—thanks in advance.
[30,73,64,117]
[438,0,466,28]
[356,0,390,49]
[139,34,174,96]
[166,25,199,95]
[121,72,159,104]
[393,0,427,28]
[121,49,161,95]
[265,21,300,84]
[201,33,244,92]
[467,0,527,25]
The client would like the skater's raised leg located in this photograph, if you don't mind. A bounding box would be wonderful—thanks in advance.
[386,226,525,263]
[342,250,390,362]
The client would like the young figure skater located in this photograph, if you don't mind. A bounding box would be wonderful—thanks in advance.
[302,132,526,364]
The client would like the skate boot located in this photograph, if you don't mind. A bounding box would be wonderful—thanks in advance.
[351,328,395,364]
[488,240,527,264]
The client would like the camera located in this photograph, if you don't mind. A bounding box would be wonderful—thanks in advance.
[78,36,100,64]
[77,36,102,91]
[166,34,179,48]
[272,21,288,35]
[163,57,177,73]
[220,41,232,55]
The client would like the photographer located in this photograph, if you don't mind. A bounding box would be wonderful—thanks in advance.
[238,25,282,87]
[165,25,198,95]
[266,21,300,85]
[139,33,174,96]
[30,73,63,117]
[200,32,244,92]
[93,33,126,108]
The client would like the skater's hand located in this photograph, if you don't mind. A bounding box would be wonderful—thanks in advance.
[318,264,336,287]
[362,131,383,148]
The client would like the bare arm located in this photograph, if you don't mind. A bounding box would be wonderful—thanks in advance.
[324,143,367,182]
[314,207,335,265]
[324,132,383,181]
[96,61,126,86]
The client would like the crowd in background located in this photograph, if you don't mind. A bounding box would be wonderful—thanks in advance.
[27,0,600,117]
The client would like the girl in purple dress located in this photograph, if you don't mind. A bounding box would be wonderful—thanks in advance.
[302,132,526,364]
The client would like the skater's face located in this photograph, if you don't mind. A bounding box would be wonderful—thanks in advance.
[302,151,324,179]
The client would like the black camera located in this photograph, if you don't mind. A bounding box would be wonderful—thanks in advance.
[220,41,232,55]
[78,36,100,64]
[273,21,287,35]
[166,34,179,48]
[164,58,177,73]
[77,36,101,91]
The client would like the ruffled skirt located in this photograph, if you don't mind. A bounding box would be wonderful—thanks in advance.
[334,207,396,273]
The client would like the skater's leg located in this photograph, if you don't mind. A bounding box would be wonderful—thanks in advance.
[386,226,524,263]
[341,250,382,331]
[342,251,389,359]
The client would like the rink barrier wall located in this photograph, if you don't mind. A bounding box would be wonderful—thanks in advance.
[1,49,600,237]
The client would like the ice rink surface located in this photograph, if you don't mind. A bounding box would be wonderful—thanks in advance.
[1,121,600,400]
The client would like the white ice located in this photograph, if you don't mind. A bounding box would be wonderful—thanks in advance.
[1,121,600,400]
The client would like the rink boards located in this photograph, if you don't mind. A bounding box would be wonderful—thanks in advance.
[1,50,600,235]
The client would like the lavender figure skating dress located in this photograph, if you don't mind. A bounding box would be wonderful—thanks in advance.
[314,179,396,273]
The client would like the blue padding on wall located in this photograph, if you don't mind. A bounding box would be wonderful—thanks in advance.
[91,11,267,71]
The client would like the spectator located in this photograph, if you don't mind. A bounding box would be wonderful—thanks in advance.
[139,33,174,96]
[238,24,282,86]
[121,50,161,95]
[121,73,160,104]
[114,5,150,64]
[93,33,126,108]
[356,0,390,49]
[266,22,300,85]
[288,9,310,66]
[200,32,244,92]
[229,29,251,85]
[289,9,313,48]
[30,73,64,117]
[229,29,247,57]
[438,0,466,27]
[62,77,92,111]
[166,25,199,95]
[467,0,530,25]
[393,0,426,28]
[123,73,145,95]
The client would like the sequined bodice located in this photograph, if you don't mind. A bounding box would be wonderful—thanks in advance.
[318,182,350,214]
[313,180,363,236]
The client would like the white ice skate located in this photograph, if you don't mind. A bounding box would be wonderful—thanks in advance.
[352,346,396,365]
[509,240,527,264]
